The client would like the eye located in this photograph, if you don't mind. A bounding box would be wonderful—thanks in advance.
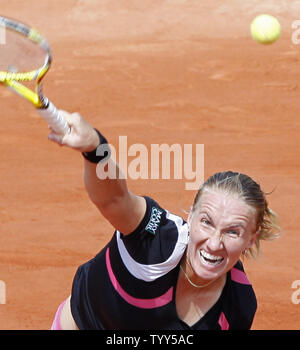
[226,229,240,237]
[201,218,211,226]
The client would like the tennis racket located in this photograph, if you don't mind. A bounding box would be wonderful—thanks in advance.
[0,15,70,135]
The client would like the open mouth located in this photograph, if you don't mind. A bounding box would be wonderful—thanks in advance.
[199,249,224,266]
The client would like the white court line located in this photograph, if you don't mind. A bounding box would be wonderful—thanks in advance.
[0,26,6,45]
[0,280,6,304]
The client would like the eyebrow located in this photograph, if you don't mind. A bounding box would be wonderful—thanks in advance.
[199,210,247,229]
[224,223,245,230]
[199,211,214,224]
[200,211,214,222]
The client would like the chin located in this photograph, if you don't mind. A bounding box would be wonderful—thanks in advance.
[194,250,228,280]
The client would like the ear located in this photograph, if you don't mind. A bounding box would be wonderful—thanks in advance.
[247,229,260,249]
[187,206,193,226]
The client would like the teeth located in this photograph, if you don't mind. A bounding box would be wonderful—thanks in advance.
[200,250,224,266]
[200,250,223,261]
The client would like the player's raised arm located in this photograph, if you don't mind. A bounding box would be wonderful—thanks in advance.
[48,110,146,235]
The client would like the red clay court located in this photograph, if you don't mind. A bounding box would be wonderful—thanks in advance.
[0,1,299,329]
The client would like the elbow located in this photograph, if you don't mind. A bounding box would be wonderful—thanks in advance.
[90,193,128,226]
[87,190,126,211]
[88,189,129,216]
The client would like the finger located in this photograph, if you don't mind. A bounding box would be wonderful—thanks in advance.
[48,126,55,134]
[59,110,81,125]
[48,132,64,145]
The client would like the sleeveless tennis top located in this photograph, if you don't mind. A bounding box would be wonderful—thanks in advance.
[70,196,257,330]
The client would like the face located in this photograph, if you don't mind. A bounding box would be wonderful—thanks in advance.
[187,189,258,282]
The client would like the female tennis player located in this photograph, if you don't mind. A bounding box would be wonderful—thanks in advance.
[48,111,281,330]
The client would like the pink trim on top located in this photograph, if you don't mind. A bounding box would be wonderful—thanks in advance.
[51,299,67,330]
[230,267,250,285]
[105,248,173,309]
[218,312,229,330]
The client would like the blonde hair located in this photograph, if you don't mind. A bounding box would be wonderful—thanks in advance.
[192,171,281,259]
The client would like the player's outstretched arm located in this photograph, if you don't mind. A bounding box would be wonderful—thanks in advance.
[48,110,146,235]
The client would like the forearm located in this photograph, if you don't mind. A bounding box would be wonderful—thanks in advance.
[84,157,145,234]
[48,110,146,233]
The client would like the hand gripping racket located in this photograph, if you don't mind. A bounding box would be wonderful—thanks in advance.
[0,15,70,135]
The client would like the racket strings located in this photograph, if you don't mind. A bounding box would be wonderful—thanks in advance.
[0,29,47,73]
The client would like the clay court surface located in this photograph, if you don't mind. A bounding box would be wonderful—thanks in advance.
[0,0,299,330]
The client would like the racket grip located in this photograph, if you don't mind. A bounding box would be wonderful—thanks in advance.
[38,101,70,135]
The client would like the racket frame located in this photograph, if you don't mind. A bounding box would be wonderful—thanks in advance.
[0,15,69,134]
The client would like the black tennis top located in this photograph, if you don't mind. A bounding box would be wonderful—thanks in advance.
[70,196,257,330]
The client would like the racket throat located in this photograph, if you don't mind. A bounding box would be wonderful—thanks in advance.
[37,84,49,109]
[3,80,42,107]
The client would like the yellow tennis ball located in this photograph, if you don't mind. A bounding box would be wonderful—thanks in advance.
[250,14,281,44]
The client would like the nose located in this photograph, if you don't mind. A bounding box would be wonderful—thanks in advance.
[207,229,224,251]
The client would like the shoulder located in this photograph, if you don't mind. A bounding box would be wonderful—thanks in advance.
[119,196,188,259]
[113,196,189,281]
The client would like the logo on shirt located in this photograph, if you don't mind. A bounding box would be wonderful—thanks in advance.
[145,207,163,235]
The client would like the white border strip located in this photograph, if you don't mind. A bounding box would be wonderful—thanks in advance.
[116,211,189,282]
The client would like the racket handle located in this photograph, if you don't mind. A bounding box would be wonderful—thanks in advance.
[38,101,70,135]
